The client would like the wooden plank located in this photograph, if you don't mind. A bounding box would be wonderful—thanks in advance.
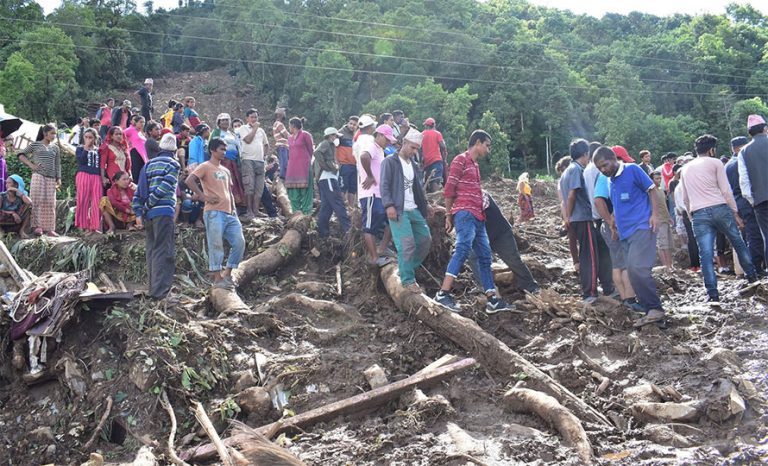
[0,239,31,287]
[181,357,477,462]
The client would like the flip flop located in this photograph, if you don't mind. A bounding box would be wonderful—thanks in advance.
[633,309,666,328]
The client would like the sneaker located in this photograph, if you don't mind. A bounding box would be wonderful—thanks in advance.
[633,309,666,328]
[608,291,621,300]
[486,295,512,314]
[213,276,236,290]
[582,296,598,305]
[375,256,393,267]
[434,290,461,312]
[746,274,758,284]
[623,298,646,314]
[718,267,734,275]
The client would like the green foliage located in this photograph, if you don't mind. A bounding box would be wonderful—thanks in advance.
[477,110,513,177]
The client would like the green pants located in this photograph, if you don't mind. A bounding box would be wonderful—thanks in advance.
[388,209,432,285]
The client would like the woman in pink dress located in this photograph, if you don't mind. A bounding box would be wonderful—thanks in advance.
[123,115,147,182]
[285,117,315,214]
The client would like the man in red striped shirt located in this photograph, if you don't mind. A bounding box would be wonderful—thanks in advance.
[434,130,511,313]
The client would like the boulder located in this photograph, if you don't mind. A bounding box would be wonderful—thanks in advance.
[705,379,746,422]
[236,387,272,417]
[630,401,701,422]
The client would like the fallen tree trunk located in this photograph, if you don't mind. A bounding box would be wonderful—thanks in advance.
[379,263,611,427]
[180,357,477,463]
[269,179,293,217]
[504,388,593,464]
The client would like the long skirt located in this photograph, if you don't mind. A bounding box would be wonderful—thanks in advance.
[287,165,314,214]
[518,193,534,222]
[222,158,246,207]
[75,172,103,231]
[31,173,57,232]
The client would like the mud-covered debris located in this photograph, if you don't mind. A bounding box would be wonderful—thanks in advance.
[705,379,746,422]
[128,361,156,391]
[445,422,484,455]
[79,452,104,466]
[642,424,696,448]
[55,355,87,398]
[363,364,389,389]
[630,401,701,422]
[705,347,742,371]
[28,426,54,443]
[233,370,258,392]
[236,386,273,417]
[623,384,662,403]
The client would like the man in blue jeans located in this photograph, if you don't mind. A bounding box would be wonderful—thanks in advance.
[681,134,758,302]
[593,146,665,327]
[434,130,510,314]
[186,138,246,290]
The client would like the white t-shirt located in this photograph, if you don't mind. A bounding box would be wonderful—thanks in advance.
[399,156,417,211]
[236,125,268,162]
[353,133,375,163]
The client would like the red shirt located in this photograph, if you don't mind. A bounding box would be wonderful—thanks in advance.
[421,129,444,167]
[107,184,135,222]
[444,152,485,221]
[661,162,674,190]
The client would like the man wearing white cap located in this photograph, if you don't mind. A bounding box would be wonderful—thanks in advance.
[739,114,768,274]
[357,123,395,266]
[380,129,431,293]
[136,78,154,121]
[315,127,350,238]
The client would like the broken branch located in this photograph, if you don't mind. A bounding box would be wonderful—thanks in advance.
[82,396,112,452]
[160,390,190,466]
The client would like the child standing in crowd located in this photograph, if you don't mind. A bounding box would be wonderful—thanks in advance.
[17,125,60,237]
[183,97,201,129]
[75,128,103,233]
[186,138,245,290]
[651,170,674,271]
[188,124,210,171]
[0,175,32,237]
[96,98,114,140]
[100,171,136,233]
[517,172,534,223]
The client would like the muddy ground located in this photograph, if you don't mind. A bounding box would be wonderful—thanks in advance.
[0,178,766,465]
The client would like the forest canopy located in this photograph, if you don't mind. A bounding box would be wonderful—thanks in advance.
[1,0,767,174]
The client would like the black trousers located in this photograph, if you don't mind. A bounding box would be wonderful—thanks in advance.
[682,212,700,267]
[573,220,614,298]
[145,215,175,298]
[754,201,768,272]
[470,226,540,293]
[130,149,145,184]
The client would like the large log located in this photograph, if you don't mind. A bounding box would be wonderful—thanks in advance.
[180,357,477,463]
[379,263,611,427]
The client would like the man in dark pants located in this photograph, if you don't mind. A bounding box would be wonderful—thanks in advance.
[739,114,768,276]
[136,78,154,122]
[562,138,614,304]
[315,127,351,238]
[469,193,540,294]
[725,136,765,274]
[132,133,180,300]
[594,146,664,327]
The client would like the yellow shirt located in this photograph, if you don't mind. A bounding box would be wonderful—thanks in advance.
[518,180,531,196]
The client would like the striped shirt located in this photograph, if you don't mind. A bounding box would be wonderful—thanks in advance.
[273,121,289,148]
[444,151,485,221]
[132,154,179,219]
[17,142,61,179]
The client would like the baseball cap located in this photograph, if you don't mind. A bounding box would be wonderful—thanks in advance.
[144,78,153,84]
[423,117,435,126]
[375,124,397,143]
[747,114,766,129]
[403,129,423,146]
[611,145,634,163]
[122,100,131,107]
[358,115,376,128]
[323,127,342,137]
[216,113,231,122]
[730,136,748,148]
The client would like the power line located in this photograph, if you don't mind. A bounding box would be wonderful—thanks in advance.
[0,15,749,90]
[1,36,762,99]
[150,8,763,79]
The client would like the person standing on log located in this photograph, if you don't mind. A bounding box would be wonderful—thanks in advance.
[593,145,665,328]
[314,127,351,238]
[562,139,614,304]
[434,130,511,313]
[186,138,245,290]
[380,129,432,294]
[273,108,290,181]
[133,133,180,300]
[358,125,395,267]
[681,134,758,302]
[469,192,540,294]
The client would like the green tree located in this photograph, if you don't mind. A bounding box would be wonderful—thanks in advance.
[477,110,513,177]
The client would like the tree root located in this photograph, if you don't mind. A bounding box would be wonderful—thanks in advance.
[82,396,112,452]
[504,388,593,464]
[160,391,190,466]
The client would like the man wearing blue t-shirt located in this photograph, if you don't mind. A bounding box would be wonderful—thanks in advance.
[593,145,665,328]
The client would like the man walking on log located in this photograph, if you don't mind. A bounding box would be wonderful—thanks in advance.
[185,138,246,290]
[434,130,511,313]
[593,146,665,328]
[380,129,432,294]
[358,124,395,267]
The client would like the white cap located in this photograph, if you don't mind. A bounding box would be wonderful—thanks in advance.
[358,115,375,128]
[403,129,422,146]
[159,133,177,151]
[323,127,342,137]
[216,113,231,122]
[144,78,153,84]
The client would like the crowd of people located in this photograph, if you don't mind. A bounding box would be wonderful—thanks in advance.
[555,115,767,327]
[0,78,766,323]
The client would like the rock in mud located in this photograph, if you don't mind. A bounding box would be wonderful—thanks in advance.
[705,379,746,422]
[129,362,156,392]
[642,424,696,448]
[446,422,483,455]
[28,426,54,443]
[623,384,662,403]
[236,386,272,417]
[363,364,389,389]
[630,401,701,422]
[233,370,258,392]
[705,348,741,371]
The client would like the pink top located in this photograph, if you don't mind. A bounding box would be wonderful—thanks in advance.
[285,130,314,188]
[680,156,737,214]
[356,138,384,199]
[123,126,147,163]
